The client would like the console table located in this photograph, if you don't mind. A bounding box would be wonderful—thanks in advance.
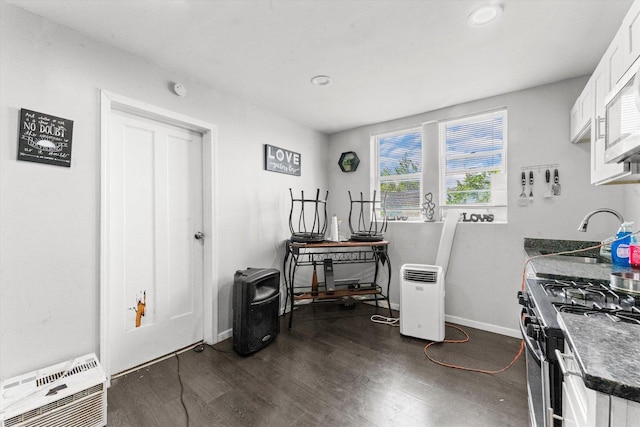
[283,240,392,329]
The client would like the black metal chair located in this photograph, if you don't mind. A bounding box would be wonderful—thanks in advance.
[288,188,329,243]
[347,191,387,242]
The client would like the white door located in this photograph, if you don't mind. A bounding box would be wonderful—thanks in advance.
[107,109,204,375]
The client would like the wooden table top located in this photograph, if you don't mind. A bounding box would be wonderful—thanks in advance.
[289,240,389,249]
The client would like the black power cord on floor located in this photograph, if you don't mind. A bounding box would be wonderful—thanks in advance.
[175,352,190,427]
[174,343,230,426]
[208,343,233,353]
[174,344,207,427]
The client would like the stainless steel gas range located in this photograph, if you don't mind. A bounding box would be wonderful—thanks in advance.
[518,277,640,427]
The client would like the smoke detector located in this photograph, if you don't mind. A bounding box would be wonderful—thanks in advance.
[173,82,187,97]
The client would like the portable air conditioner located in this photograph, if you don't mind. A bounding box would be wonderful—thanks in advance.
[0,353,107,427]
[400,264,445,342]
[399,210,460,342]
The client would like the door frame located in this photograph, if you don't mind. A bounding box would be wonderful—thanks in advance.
[99,90,218,381]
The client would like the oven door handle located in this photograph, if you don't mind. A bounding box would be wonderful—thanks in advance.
[519,308,542,364]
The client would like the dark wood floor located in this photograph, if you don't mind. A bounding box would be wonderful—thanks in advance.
[107,303,528,427]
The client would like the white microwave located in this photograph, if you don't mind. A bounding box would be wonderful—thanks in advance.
[605,58,640,163]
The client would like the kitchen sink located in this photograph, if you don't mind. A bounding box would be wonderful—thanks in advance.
[538,250,608,264]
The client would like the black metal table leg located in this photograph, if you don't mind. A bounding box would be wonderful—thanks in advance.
[287,246,296,330]
[383,249,392,318]
[283,240,392,328]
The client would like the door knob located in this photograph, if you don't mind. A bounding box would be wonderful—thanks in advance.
[194,231,205,240]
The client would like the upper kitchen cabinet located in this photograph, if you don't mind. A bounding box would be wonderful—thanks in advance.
[570,81,593,143]
[579,0,640,184]
[607,34,627,90]
[622,1,640,73]
[591,40,632,184]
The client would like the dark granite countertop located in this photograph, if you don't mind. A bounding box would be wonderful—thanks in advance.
[558,313,640,403]
[524,238,614,283]
[524,238,640,403]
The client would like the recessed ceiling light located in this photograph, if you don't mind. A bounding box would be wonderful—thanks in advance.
[311,75,332,86]
[467,4,503,27]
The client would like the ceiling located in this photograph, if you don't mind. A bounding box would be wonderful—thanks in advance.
[5,0,635,134]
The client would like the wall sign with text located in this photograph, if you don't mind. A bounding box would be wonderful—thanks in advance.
[461,212,494,223]
[18,108,74,167]
[264,144,301,176]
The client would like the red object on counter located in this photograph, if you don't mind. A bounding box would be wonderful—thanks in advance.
[630,240,640,268]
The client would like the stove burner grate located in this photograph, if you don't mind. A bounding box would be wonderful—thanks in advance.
[554,303,640,325]
[534,278,640,325]
[542,279,617,303]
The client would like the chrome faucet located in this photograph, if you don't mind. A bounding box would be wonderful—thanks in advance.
[577,208,624,232]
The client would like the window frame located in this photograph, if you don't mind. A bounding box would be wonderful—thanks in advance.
[371,126,424,221]
[438,109,508,211]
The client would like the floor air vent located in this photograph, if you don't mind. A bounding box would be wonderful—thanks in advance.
[0,353,106,427]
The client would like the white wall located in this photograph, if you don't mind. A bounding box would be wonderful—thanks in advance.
[0,2,328,379]
[624,185,640,223]
[2,1,635,381]
[328,77,627,336]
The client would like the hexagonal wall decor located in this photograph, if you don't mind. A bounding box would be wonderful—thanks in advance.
[338,151,360,172]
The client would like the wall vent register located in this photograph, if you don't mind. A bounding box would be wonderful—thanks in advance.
[0,353,106,427]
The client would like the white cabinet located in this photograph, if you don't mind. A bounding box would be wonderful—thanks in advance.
[591,51,630,184]
[557,347,640,427]
[621,1,640,74]
[584,0,640,184]
[610,396,640,426]
[570,82,593,143]
[608,39,626,90]
[558,348,609,427]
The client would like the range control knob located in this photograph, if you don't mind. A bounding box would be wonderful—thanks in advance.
[517,291,528,306]
[527,323,541,341]
[523,315,538,327]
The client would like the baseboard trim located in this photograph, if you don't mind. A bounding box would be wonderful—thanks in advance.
[218,328,232,342]
[362,299,400,311]
[444,314,521,339]
[258,300,521,340]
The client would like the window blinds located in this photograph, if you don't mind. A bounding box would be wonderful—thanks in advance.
[377,129,422,216]
[441,110,506,206]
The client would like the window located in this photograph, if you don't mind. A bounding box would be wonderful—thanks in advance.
[439,110,507,209]
[373,128,422,220]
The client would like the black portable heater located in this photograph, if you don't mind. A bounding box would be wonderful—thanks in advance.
[232,267,280,356]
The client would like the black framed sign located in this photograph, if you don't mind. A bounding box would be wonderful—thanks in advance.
[18,108,73,167]
[264,144,301,176]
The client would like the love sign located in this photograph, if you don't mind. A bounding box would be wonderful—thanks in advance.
[264,144,301,176]
[461,212,494,223]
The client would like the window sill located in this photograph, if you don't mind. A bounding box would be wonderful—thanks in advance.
[386,218,508,225]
